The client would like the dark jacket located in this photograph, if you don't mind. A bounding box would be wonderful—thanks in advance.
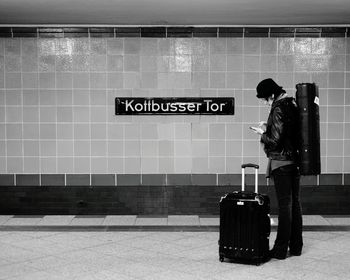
[261,97,300,162]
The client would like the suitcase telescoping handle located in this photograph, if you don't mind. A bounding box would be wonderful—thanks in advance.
[241,163,259,193]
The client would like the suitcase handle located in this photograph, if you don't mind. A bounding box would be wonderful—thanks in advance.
[241,163,259,193]
[241,163,259,169]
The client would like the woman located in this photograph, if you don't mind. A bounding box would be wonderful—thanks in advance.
[252,78,303,260]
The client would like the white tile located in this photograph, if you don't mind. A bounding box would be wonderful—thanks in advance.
[300,246,338,260]
[142,269,199,280]
[303,231,343,241]
[0,263,40,279]
[84,231,138,243]
[135,217,167,225]
[49,262,101,279]
[9,271,63,280]
[304,259,350,278]
[69,217,105,226]
[0,230,349,280]
[303,215,331,226]
[146,232,196,242]
[103,215,136,225]
[109,262,165,279]
[0,215,13,225]
[0,232,37,244]
[73,270,132,280]
[23,255,73,270]
[214,270,267,280]
[37,215,75,225]
[199,217,219,226]
[168,215,200,226]
[174,259,232,277]
[3,217,43,225]
[0,257,12,266]
[324,217,350,225]
[0,242,44,262]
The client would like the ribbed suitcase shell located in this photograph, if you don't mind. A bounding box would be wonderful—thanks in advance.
[295,83,321,175]
[219,164,270,265]
[219,192,270,265]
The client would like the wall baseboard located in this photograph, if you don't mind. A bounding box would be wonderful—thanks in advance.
[0,185,349,215]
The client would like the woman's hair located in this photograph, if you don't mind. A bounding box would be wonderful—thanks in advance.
[272,87,286,100]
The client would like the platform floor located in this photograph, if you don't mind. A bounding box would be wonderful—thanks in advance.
[0,215,349,280]
[0,215,350,230]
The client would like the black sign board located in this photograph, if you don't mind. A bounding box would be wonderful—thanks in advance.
[115,97,235,115]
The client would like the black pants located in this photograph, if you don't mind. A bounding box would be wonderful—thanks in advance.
[271,164,303,256]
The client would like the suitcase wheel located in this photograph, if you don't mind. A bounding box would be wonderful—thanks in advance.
[219,256,224,262]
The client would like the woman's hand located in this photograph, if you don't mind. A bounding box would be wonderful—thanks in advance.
[258,121,267,132]
[249,126,264,135]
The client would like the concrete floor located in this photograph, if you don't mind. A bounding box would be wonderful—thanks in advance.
[0,215,349,280]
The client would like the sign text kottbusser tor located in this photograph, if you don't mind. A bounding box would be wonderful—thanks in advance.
[115,97,235,115]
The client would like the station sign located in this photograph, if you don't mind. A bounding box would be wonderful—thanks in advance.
[115,97,235,115]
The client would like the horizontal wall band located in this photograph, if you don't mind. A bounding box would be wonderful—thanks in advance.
[0,173,348,187]
[0,27,348,38]
[1,185,349,215]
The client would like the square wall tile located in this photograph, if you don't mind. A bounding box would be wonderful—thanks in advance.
[0,174,14,186]
[117,174,141,185]
[91,157,108,173]
[142,157,159,173]
[174,157,191,173]
[209,156,225,173]
[0,36,349,176]
[41,174,65,186]
[158,157,173,173]
[16,174,40,186]
[57,157,74,173]
[91,174,115,186]
[66,174,90,186]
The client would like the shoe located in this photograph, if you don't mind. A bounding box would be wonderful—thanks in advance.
[269,249,287,260]
[289,250,302,256]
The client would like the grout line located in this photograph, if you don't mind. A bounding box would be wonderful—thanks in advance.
[89,36,92,175]
[241,36,245,168]
[105,38,109,175]
[54,37,58,176]
[3,38,7,174]
[2,24,350,28]
[343,38,347,180]
[1,36,350,177]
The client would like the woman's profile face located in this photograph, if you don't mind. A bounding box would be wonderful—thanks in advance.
[262,95,274,106]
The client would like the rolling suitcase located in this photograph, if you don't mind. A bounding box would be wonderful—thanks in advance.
[219,163,270,265]
[295,83,321,175]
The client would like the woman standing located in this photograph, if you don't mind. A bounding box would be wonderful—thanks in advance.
[251,78,303,260]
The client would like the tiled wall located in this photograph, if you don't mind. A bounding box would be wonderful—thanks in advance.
[0,27,350,177]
